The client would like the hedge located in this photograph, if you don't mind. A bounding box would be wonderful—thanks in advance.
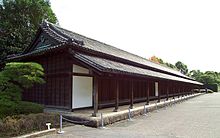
[206,84,218,92]
[0,101,44,119]
[0,113,60,137]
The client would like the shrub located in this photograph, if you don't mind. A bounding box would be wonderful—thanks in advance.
[0,62,45,102]
[206,89,214,93]
[16,101,44,115]
[0,113,59,137]
[0,100,43,119]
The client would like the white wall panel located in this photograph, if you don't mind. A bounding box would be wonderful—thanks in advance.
[73,64,89,74]
[72,76,93,109]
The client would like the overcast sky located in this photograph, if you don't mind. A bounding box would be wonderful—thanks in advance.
[51,0,220,72]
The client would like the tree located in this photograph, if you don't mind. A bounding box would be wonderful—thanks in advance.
[0,0,57,62]
[149,55,177,69]
[175,61,188,75]
[149,56,164,64]
[201,71,220,85]
[190,70,203,81]
[0,62,45,101]
[190,70,220,89]
[165,62,176,69]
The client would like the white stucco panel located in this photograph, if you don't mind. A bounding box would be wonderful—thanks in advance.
[73,64,89,74]
[72,76,93,109]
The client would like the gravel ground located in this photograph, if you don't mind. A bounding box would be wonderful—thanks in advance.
[41,93,220,138]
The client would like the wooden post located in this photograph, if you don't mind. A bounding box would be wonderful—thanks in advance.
[173,83,175,99]
[166,83,169,100]
[182,87,184,96]
[157,82,160,103]
[146,80,149,105]
[113,80,119,112]
[185,87,186,96]
[129,80,134,109]
[178,86,180,98]
[92,76,99,117]
[181,85,183,97]
[190,86,192,95]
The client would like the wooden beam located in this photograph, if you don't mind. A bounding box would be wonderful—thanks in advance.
[92,76,99,117]
[72,72,93,77]
[129,80,134,109]
[146,80,149,105]
[113,80,119,112]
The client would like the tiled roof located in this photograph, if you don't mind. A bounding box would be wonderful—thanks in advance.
[73,53,203,85]
[9,21,202,85]
[7,43,67,60]
[45,22,193,80]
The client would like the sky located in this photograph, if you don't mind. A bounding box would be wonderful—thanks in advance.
[50,0,220,72]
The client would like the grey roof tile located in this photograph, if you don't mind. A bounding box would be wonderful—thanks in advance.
[74,53,202,85]
[9,21,202,85]
[47,22,192,80]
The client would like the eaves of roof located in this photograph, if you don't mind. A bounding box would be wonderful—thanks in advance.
[73,53,203,85]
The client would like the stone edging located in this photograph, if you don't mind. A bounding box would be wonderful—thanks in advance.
[15,128,56,138]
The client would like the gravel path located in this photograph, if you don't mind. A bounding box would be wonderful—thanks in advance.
[41,93,220,138]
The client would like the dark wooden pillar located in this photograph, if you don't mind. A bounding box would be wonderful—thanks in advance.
[157,82,160,103]
[180,85,182,96]
[173,83,175,99]
[189,86,191,94]
[186,85,188,95]
[146,80,149,105]
[92,76,99,117]
[205,87,207,93]
[129,80,134,109]
[190,86,192,94]
[113,80,119,112]
[178,85,180,98]
[182,87,184,97]
[166,82,169,100]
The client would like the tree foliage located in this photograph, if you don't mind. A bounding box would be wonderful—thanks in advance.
[190,70,220,85]
[165,62,177,69]
[149,55,220,90]
[149,56,164,64]
[0,62,45,102]
[0,0,57,62]
[149,55,177,70]
[175,61,189,75]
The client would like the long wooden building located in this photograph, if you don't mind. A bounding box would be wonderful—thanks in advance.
[8,21,203,116]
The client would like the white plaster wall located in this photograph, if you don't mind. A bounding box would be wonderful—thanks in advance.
[155,82,159,96]
[73,64,89,74]
[72,76,93,109]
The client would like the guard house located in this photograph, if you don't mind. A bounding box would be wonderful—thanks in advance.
[8,21,203,116]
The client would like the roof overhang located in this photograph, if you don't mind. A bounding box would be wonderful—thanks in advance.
[72,52,203,86]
